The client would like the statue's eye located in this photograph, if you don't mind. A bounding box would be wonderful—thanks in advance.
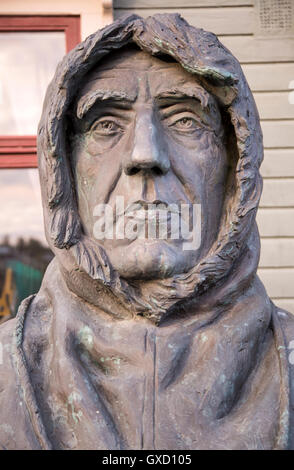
[178,117,193,128]
[91,119,122,136]
[174,117,196,130]
[172,117,198,131]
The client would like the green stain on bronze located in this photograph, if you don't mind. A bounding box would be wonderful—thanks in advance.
[78,326,94,350]
[68,391,83,425]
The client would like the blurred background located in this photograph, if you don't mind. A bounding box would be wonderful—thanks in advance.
[0,0,293,322]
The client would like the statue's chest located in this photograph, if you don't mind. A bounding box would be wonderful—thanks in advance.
[58,327,280,450]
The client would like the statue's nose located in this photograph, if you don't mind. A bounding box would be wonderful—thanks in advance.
[124,111,170,177]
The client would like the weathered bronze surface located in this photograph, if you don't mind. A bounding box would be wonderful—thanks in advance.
[0,14,294,450]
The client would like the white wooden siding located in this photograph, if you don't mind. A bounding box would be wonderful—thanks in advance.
[114,0,294,314]
[261,150,294,177]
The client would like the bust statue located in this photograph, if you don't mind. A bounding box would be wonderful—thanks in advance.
[0,13,294,450]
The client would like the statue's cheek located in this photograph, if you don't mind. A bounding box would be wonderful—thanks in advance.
[168,129,225,171]
[86,133,123,156]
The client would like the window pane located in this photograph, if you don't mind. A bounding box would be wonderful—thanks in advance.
[0,32,66,135]
[0,169,53,321]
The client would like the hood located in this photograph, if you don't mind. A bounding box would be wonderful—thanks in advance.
[37,13,264,322]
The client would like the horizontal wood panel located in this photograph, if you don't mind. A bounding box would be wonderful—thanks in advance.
[273,299,294,315]
[254,92,294,119]
[258,268,294,298]
[114,1,253,8]
[114,7,254,35]
[260,238,294,267]
[0,154,37,168]
[0,136,37,168]
[261,121,294,148]
[242,63,294,91]
[220,36,294,63]
[261,149,294,177]
[260,179,294,207]
[257,208,294,237]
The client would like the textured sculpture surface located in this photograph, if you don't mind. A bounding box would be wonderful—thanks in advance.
[0,14,294,450]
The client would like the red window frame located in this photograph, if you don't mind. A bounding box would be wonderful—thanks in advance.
[0,15,81,169]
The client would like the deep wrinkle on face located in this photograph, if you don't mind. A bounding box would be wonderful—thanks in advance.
[75,60,223,136]
[70,48,228,280]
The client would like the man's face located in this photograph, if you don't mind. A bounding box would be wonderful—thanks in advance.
[71,48,228,280]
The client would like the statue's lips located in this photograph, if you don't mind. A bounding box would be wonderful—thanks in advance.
[120,200,181,219]
[109,200,194,242]
[126,210,178,222]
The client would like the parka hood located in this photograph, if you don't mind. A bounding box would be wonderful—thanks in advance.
[38,13,263,322]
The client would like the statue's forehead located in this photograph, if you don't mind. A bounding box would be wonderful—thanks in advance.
[79,48,210,103]
[91,48,185,73]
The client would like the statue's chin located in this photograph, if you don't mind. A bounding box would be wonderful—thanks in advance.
[106,238,200,280]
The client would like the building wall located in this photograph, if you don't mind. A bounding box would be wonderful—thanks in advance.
[113,0,294,314]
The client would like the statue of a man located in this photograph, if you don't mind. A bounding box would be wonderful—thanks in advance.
[0,14,294,450]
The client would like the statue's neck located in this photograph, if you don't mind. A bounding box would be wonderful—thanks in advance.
[54,227,260,327]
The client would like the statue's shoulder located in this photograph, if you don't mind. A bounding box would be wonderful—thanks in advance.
[0,317,24,449]
[0,316,17,385]
[274,306,294,343]
[273,307,294,375]
[273,306,294,449]
[0,296,42,449]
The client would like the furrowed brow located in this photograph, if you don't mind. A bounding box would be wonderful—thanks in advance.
[155,87,210,109]
[76,89,136,119]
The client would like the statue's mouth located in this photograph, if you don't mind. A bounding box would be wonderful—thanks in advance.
[123,200,181,217]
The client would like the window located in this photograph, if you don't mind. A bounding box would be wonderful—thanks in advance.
[0,15,81,168]
[0,16,80,320]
